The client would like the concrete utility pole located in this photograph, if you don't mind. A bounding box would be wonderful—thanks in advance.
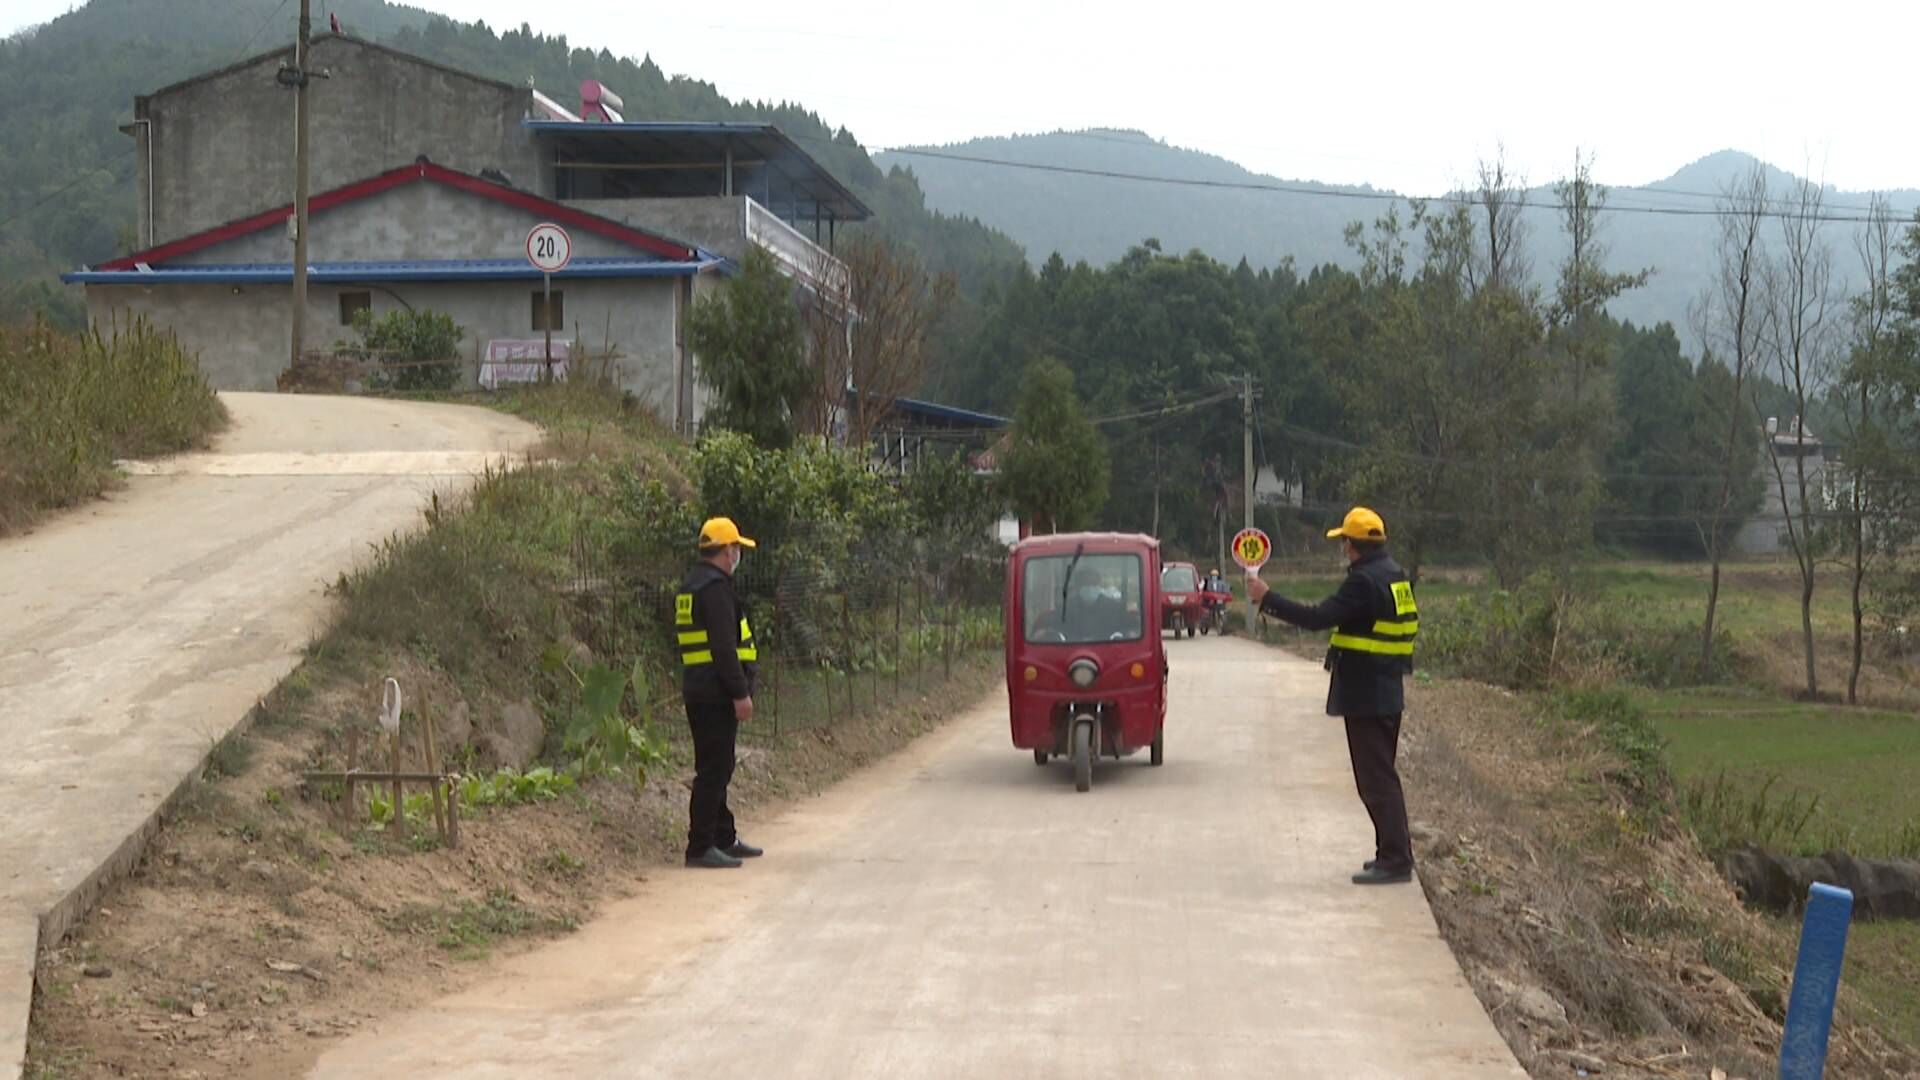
[288,0,313,371]
[1241,373,1257,634]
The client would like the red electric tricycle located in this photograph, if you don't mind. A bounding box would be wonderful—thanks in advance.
[1004,532,1169,792]
[1159,561,1205,638]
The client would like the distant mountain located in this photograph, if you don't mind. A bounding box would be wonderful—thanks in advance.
[878,130,1381,272]
[880,135,1920,354]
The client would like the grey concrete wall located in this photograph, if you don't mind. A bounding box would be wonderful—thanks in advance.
[141,37,543,246]
[567,197,745,259]
[84,275,682,402]
[174,183,638,265]
[1733,453,1827,556]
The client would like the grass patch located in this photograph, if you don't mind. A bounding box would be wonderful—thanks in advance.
[201,731,254,780]
[0,316,226,534]
[1845,920,1920,1047]
[1648,687,1920,858]
[387,888,576,961]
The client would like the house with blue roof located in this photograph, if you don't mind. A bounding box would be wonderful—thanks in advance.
[63,33,869,432]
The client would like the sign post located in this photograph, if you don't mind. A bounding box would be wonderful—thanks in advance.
[525,223,572,382]
[1231,527,1271,633]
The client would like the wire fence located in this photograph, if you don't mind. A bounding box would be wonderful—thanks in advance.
[563,521,1004,737]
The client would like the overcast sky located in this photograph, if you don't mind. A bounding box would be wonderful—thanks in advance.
[8,0,1916,196]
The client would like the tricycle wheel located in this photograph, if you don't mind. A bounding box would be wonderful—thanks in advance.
[1033,749,1049,766]
[1199,621,1210,636]
[1150,728,1165,766]
[1072,721,1093,792]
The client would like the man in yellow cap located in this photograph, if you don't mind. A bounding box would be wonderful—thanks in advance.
[1246,507,1419,885]
[676,517,763,869]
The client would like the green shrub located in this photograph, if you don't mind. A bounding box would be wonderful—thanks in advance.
[339,307,463,391]
[1421,572,1747,691]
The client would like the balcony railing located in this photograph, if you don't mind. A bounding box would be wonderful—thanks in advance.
[746,197,848,299]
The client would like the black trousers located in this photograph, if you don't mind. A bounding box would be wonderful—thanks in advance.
[685,701,739,858]
[1343,713,1411,871]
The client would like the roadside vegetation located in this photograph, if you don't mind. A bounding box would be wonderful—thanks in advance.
[1254,558,1920,1073]
[0,316,225,535]
[25,370,1007,1077]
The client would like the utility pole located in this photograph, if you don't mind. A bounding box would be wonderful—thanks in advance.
[1241,373,1257,634]
[287,0,313,371]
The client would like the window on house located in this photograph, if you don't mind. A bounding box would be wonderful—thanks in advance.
[531,291,565,331]
[338,290,371,326]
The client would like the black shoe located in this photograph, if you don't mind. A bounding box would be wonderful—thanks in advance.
[685,846,743,869]
[1363,859,1378,871]
[1352,865,1413,885]
[722,840,763,859]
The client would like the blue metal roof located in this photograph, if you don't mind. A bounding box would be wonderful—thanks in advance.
[63,255,723,286]
[525,120,871,222]
[885,395,1009,429]
[528,121,789,138]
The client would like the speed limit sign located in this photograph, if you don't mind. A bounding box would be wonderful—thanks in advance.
[526,223,572,273]
[1231,527,1271,571]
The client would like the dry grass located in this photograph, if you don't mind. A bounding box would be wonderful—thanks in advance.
[0,316,226,535]
[1403,678,1920,1078]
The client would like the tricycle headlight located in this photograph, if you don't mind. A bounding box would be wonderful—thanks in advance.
[1069,659,1099,688]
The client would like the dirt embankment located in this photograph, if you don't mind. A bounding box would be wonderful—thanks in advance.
[1402,678,1920,1080]
[25,653,999,1079]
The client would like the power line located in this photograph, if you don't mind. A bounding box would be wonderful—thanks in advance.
[0,160,135,237]
[870,146,1914,226]
[1271,419,1808,485]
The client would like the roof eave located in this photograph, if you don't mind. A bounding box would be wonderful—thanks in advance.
[144,32,522,101]
[63,260,719,286]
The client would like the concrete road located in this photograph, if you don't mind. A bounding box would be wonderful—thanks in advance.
[0,393,538,1077]
[312,637,1524,1079]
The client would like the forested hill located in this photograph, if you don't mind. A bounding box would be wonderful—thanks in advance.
[880,134,1920,353]
[0,0,1025,325]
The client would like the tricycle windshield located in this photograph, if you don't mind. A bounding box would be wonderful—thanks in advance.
[1022,552,1145,644]
[1161,566,1198,593]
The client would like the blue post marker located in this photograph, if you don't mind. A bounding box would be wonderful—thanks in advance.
[1779,882,1854,1080]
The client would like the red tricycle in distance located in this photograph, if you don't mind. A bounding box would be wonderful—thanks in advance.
[1159,561,1205,638]
[1004,532,1169,792]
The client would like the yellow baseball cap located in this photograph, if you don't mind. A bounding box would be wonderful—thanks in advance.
[1326,507,1387,542]
[698,517,757,548]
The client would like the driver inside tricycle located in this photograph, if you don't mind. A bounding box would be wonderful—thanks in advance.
[1027,562,1141,643]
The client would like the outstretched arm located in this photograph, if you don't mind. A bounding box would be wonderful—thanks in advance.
[1246,572,1371,631]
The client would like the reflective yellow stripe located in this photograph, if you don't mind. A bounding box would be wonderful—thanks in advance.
[675,593,694,626]
[1329,633,1415,656]
[1372,620,1418,637]
[681,650,714,666]
[678,630,709,645]
[737,647,758,661]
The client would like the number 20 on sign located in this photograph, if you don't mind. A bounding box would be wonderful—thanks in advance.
[1232,528,1271,571]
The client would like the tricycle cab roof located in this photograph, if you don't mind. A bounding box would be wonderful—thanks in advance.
[1009,531,1160,559]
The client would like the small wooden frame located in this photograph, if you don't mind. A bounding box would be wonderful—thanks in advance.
[308,679,459,847]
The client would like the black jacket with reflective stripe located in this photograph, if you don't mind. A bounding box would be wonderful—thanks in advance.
[677,561,756,705]
[1258,549,1414,718]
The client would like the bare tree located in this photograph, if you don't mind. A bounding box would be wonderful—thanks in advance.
[1835,194,1900,703]
[1472,150,1531,295]
[802,237,956,456]
[1694,163,1772,675]
[1758,173,1840,698]
[1540,151,1649,583]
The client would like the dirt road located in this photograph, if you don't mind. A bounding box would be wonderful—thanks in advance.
[0,393,537,1077]
[312,636,1523,1078]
